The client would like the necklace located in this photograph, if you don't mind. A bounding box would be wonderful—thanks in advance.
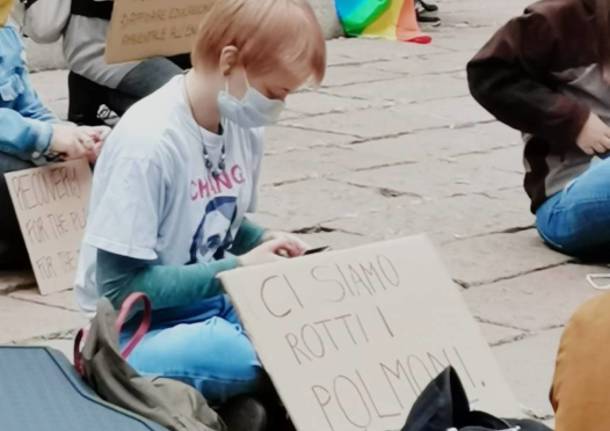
[201,131,226,178]
[184,75,227,179]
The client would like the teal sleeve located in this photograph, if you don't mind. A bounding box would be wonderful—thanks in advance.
[96,249,239,310]
[230,218,266,256]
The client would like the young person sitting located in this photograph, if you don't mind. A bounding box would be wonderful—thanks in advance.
[22,0,191,125]
[468,0,610,258]
[1,0,108,269]
[74,0,326,414]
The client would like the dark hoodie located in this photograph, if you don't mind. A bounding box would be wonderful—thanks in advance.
[467,0,610,212]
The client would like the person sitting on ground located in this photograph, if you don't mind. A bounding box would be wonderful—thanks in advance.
[20,0,191,125]
[467,0,610,259]
[74,0,326,422]
[0,0,109,270]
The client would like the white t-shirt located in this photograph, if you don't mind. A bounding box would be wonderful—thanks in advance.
[75,75,264,315]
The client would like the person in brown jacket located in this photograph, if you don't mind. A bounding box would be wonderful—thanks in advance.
[468,0,610,258]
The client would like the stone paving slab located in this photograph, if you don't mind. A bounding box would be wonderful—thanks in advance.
[371,51,474,75]
[257,179,390,231]
[29,69,69,106]
[492,328,563,419]
[283,91,393,119]
[325,38,451,64]
[0,295,86,344]
[344,122,520,163]
[322,64,403,88]
[478,321,527,347]
[260,145,413,187]
[329,157,522,200]
[0,271,36,294]
[324,192,535,244]
[442,229,572,287]
[299,230,369,251]
[445,145,525,176]
[264,126,358,155]
[430,27,500,53]
[463,264,605,332]
[410,95,495,126]
[324,72,469,104]
[282,104,456,139]
[9,288,80,313]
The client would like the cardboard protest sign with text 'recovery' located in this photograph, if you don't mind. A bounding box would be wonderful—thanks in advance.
[220,235,520,431]
[5,159,92,295]
[105,0,215,64]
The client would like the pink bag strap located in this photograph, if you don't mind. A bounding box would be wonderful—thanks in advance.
[115,292,152,359]
[73,328,87,376]
[73,293,152,376]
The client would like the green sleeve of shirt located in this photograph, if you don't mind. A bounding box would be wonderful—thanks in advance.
[230,218,266,256]
[96,249,239,310]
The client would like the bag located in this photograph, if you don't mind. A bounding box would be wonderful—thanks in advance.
[74,293,226,431]
[402,367,552,431]
[0,345,167,431]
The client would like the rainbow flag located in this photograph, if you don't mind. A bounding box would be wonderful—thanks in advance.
[335,0,431,44]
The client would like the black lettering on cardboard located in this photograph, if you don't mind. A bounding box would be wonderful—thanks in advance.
[377,254,400,287]
[334,374,372,430]
[311,265,346,303]
[314,319,340,351]
[311,385,335,431]
[355,370,402,419]
[301,324,325,359]
[285,332,311,365]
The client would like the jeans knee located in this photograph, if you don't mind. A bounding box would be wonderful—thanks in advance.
[203,317,260,380]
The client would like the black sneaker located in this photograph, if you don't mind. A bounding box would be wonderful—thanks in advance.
[416,0,441,26]
[416,11,441,26]
[418,0,439,12]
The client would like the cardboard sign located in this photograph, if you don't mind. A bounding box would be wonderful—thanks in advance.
[5,159,92,295]
[105,0,215,64]
[220,235,520,431]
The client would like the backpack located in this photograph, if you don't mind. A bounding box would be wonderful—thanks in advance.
[74,292,226,431]
[403,367,552,431]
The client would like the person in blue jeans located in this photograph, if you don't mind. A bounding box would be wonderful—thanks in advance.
[0,5,109,268]
[74,0,326,406]
[468,0,610,258]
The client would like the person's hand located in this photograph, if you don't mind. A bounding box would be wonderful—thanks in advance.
[576,112,610,155]
[261,231,309,256]
[80,126,111,163]
[238,238,304,267]
[49,124,96,160]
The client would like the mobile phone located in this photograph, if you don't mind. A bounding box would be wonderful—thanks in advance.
[304,246,330,255]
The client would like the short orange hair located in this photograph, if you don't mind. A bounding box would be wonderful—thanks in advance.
[192,0,326,85]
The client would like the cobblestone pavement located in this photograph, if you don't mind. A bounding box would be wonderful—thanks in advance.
[2,0,602,424]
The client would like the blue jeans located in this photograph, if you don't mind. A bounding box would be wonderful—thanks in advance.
[536,158,610,258]
[120,294,264,406]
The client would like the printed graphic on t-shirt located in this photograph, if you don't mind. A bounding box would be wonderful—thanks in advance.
[191,164,246,202]
[187,196,237,264]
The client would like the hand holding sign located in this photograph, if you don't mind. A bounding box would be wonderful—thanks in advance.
[220,235,520,431]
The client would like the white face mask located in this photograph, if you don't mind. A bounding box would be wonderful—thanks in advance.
[217,76,285,128]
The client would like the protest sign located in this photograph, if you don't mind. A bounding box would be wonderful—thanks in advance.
[5,159,92,295]
[220,235,520,431]
[105,0,215,64]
